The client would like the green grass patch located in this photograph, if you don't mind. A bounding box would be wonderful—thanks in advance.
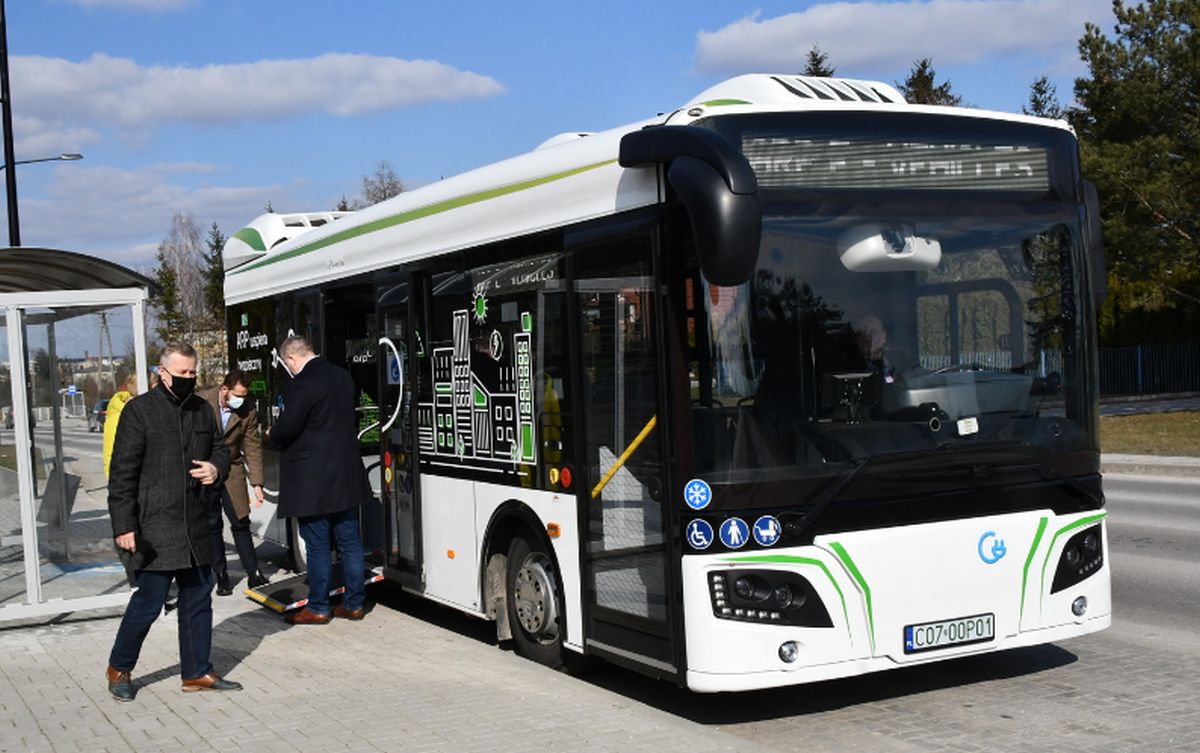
[1100,410,1200,457]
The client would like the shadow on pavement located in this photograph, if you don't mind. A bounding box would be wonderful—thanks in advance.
[363,579,1079,722]
[578,642,1079,723]
[371,582,500,647]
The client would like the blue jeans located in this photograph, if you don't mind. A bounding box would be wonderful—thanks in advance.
[109,566,214,680]
[208,487,259,578]
[298,509,365,614]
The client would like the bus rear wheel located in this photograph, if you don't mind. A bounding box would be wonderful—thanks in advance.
[505,534,564,668]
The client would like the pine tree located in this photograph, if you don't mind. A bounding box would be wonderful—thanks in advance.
[1023,75,1065,119]
[1073,0,1200,336]
[203,222,226,328]
[802,45,835,77]
[150,242,185,345]
[897,58,962,106]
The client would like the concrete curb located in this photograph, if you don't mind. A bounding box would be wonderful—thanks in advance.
[1100,453,1200,478]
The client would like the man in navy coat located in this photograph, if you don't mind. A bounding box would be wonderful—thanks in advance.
[271,335,371,624]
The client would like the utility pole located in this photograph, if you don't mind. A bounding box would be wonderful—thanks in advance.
[0,0,20,247]
[97,311,114,394]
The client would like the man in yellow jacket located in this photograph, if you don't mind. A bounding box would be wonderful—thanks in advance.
[102,374,140,478]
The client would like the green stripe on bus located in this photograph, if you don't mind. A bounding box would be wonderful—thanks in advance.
[1019,516,1049,622]
[1038,511,1108,612]
[232,227,266,252]
[230,159,618,275]
[701,98,752,106]
[720,553,852,640]
[829,541,875,653]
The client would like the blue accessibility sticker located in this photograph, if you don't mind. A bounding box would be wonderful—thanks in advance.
[686,519,714,550]
[684,478,712,510]
[752,515,782,547]
[719,517,750,549]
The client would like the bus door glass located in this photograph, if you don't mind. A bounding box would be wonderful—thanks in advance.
[321,283,384,560]
[377,277,420,580]
[573,231,675,668]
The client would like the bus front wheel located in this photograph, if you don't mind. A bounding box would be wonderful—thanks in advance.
[505,534,564,668]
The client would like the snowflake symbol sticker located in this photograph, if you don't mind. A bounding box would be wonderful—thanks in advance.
[684,478,712,511]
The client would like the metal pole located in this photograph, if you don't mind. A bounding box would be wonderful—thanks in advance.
[48,321,69,561]
[0,0,20,247]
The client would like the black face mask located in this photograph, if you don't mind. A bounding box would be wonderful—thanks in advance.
[162,374,196,402]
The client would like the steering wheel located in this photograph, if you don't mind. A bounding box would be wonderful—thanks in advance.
[932,362,985,375]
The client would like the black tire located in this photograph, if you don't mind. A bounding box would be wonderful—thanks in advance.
[505,534,564,668]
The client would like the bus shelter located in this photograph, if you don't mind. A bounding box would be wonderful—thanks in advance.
[0,247,152,623]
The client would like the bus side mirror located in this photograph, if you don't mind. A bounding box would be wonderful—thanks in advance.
[1083,180,1107,308]
[667,156,761,286]
[620,126,762,287]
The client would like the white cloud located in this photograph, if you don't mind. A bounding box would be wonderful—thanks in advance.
[18,165,290,268]
[694,0,1114,75]
[12,52,505,132]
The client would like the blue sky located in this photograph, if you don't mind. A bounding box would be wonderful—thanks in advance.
[5,0,1117,274]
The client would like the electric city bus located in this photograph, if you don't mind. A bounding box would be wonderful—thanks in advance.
[222,74,1111,692]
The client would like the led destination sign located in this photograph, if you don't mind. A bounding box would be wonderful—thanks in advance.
[742,135,1051,191]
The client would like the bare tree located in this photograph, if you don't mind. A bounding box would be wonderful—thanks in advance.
[354,160,404,208]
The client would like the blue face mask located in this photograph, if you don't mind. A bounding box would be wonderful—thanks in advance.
[227,394,245,410]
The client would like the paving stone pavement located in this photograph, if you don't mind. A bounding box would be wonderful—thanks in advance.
[0,583,779,753]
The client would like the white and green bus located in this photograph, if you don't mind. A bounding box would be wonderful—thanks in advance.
[223,74,1110,692]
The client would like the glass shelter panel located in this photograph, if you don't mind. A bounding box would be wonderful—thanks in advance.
[1,299,145,620]
[0,310,30,608]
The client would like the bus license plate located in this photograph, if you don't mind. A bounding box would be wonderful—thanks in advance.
[904,613,994,654]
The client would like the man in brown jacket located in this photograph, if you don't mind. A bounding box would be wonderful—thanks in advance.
[201,369,267,595]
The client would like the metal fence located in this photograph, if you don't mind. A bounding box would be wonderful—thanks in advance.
[916,344,1200,397]
[1099,343,1200,396]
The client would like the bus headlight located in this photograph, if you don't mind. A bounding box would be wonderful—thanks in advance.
[708,570,832,627]
[1051,525,1104,594]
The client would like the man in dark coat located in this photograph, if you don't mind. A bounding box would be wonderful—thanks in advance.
[271,335,370,624]
[104,342,237,701]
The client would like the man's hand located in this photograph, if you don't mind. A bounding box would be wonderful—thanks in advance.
[252,484,265,507]
[190,459,219,485]
[115,532,136,552]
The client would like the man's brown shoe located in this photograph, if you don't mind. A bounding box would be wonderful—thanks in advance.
[106,666,135,702]
[333,605,365,621]
[285,607,332,625]
[181,673,242,692]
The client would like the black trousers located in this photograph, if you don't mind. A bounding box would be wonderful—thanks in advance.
[208,486,258,579]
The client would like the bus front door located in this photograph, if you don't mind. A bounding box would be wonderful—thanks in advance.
[574,233,678,678]
[378,280,421,585]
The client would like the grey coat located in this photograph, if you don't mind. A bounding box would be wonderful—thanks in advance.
[107,386,230,571]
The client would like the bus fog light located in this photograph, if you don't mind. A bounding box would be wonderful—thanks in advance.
[778,641,799,663]
[1071,596,1088,616]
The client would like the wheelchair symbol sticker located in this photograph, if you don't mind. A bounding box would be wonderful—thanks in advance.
[684,478,712,510]
[752,515,782,547]
[687,519,713,550]
[719,518,749,549]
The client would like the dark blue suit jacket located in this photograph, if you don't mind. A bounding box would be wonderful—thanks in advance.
[269,357,371,518]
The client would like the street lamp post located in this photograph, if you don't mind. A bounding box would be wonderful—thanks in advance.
[0,153,84,247]
[0,1,82,247]
[0,0,20,247]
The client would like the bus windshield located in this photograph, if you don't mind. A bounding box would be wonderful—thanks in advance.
[687,115,1094,495]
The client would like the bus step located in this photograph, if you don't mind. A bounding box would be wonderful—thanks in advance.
[244,566,384,613]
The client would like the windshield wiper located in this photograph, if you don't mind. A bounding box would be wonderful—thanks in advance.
[785,456,872,539]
